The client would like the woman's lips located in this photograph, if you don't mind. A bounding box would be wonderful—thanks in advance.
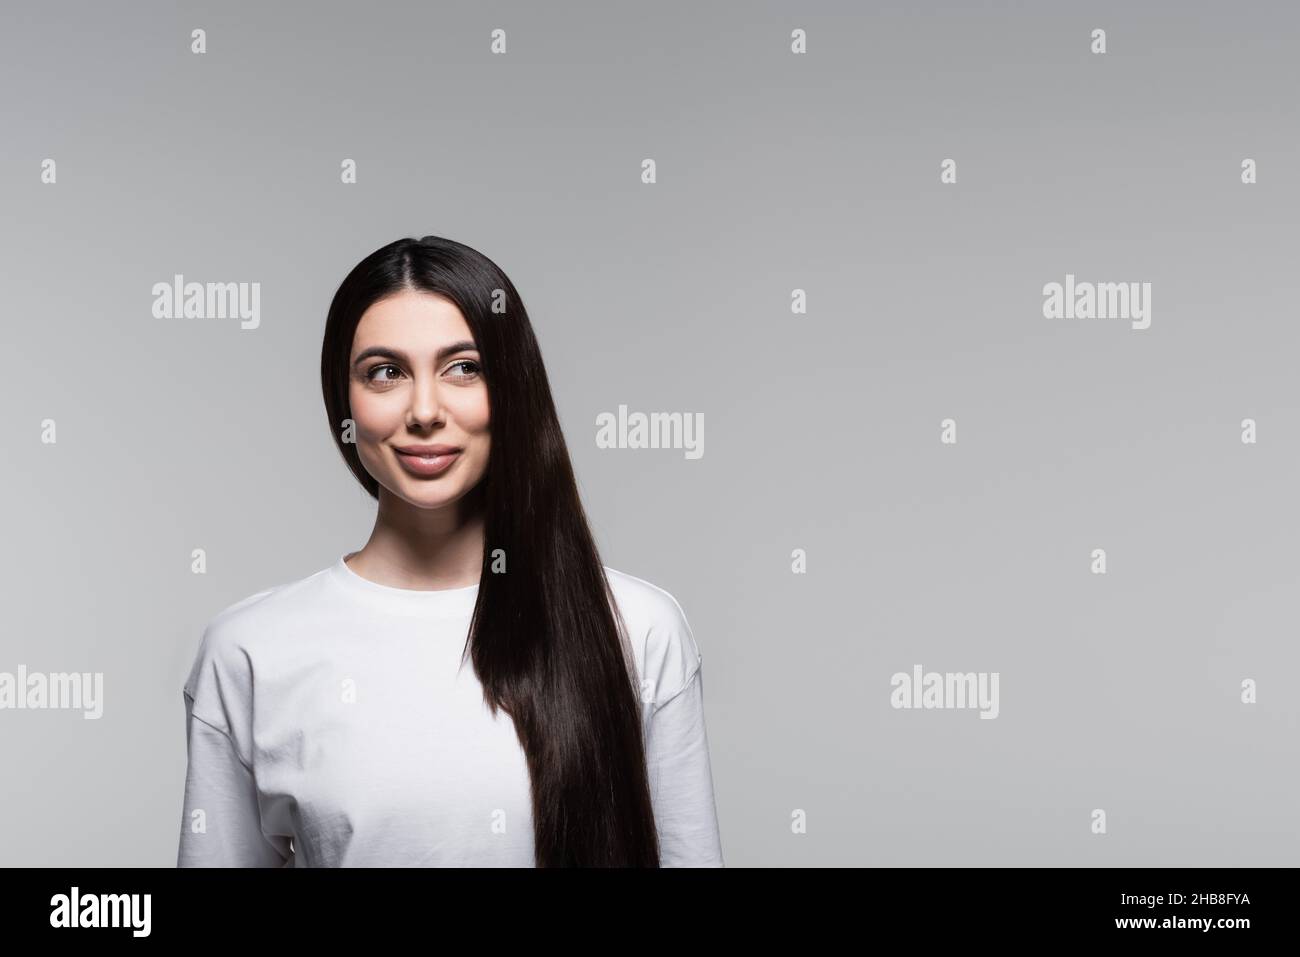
[394,449,461,477]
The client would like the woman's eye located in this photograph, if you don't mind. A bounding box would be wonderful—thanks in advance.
[447,359,481,379]
[366,364,403,383]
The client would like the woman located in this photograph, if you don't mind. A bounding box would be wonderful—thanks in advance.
[176,236,723,867]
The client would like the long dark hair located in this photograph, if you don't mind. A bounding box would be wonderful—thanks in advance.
[320,235,660,866]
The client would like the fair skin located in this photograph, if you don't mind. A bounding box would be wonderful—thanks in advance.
[343,289,491,591]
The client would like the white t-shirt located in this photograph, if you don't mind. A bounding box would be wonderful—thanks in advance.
[176,553,724,867]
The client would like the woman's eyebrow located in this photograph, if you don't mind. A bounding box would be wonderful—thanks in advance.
[351,341,479,368]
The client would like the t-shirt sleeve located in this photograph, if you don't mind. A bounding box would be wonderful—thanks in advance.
[177,609,292,868]
[642,599,724,867]
[177,694,292,867]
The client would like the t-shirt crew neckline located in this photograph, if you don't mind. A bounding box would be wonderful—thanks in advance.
[330,552,480,618]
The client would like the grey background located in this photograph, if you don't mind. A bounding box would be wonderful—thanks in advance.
[2,0,1297,866]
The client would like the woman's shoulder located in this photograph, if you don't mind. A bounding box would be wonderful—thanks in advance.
[182,564,333,705]
[201,564,332,637]
[601,566,704,710]
[602,565,687,617]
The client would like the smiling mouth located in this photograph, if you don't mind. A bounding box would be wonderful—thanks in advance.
[393,448,461,476]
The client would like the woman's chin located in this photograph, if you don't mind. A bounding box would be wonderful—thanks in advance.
[388,478,470,510]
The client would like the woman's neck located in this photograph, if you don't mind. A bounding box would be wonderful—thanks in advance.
[345,492,486,590]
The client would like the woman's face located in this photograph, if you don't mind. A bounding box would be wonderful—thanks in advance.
[347,289,490,511]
